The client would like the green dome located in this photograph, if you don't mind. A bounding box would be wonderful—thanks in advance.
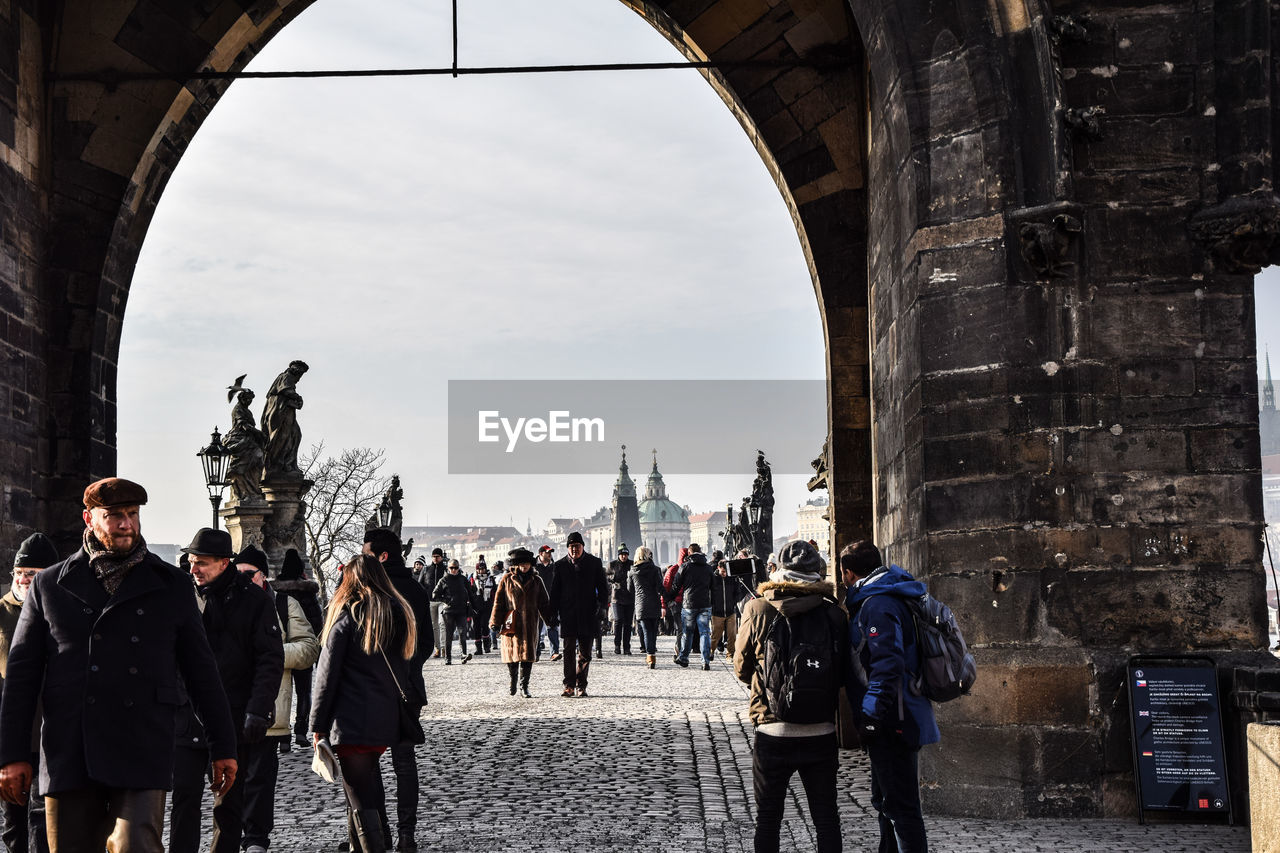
[639,497,688,524]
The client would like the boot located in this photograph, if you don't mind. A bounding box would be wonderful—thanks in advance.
[519,661,533,698]
[508,663,519,696]
[646,654,655,669]
[345,808,360,853]
[394,834,418,853]
[353,808,387,853]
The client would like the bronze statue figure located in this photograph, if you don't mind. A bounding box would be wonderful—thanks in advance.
[223,388,266,501]
[263,360,309,480]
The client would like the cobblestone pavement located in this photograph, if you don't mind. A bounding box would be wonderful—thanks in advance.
[171,635,1249,852]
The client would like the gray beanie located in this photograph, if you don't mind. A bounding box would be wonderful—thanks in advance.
[775,540,824,581]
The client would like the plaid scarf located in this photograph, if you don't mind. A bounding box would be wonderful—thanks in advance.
[82,527,149,596]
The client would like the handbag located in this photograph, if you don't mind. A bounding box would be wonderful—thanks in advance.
[500,608,518,637]
[379,647,426,746]
[311,738,339,784]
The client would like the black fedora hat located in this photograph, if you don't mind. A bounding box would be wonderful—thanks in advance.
[507,547,535,565]
[182,528,235,559]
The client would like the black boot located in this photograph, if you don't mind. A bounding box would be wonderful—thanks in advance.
[508,662,519,696]
[519,661,533,698]
[345,808,360,853]
[353,809,387,853]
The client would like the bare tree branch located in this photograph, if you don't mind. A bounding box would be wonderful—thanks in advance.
[302,442,388,604]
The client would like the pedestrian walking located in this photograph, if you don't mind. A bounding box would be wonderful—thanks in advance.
[432,561,473,664]
[274,548,324,750]
[608,545,635,655]
[489,548,554,698]
[671,544,714,670]
[627,547,663,669]
[311,554,419,853]
[0,478,237,852]
[710,559,746,661]
[736,540,849,853]
[184,529,286,853]
[363,528,433,853]
[548,532,608,698]
[534,546,561,661]
[0,533,58,853]
[661,549,687,636]
[841,541,938,853]
[417,549,447,658]
[470,562,496,655]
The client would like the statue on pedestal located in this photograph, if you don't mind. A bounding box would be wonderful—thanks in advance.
[223,389,266,502]
[263,360,309,480]
[750,450,774,561]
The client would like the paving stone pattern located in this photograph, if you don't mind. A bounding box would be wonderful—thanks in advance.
[171,636,1249,852]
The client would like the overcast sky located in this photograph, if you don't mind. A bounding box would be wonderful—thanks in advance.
[118,0,827,548]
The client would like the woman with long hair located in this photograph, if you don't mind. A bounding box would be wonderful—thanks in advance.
[488,548,554,698]
[311,555,419,853]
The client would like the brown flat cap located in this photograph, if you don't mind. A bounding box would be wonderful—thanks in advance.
[83,477,148,510]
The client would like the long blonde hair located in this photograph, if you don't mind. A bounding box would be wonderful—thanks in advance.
[322,554,417,658]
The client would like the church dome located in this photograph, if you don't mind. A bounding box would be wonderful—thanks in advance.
[638,452,689,524]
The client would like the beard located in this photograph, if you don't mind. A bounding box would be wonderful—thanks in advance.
[92,521,138,554]
[12,585,27,602]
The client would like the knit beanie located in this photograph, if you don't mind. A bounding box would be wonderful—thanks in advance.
[770,540,824,584]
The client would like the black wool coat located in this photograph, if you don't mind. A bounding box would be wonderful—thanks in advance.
[385,560,432,706]
[608,559,635,616]
[627,561,664,620]
[674,554,714,610]
[549,554,608,639]
[198,568,285,730]
[0,549,237,795]
[310,608,414,747]
[432,572,473,616]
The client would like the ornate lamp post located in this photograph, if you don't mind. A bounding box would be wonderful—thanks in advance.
[373,501,393,529]
[198,427,230,530]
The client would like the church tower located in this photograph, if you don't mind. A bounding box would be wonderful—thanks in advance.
[610,446,642,560]
[1262,349,1280,456]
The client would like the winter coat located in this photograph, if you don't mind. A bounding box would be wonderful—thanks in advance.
[846,565,940,748]
[0,549,237,794]
[0,590,22,685]
[267,591,320,738]
[418,561,448,600]
[608,559,635,616]
[433,572,474,616]
[535,561,556,593]
[198,567,286,732]
[710,572,746,618]
[627,561,664,620]
[471,572,497,618]
[662,563,682,608]
[736,577,848,727]
[489,569,554,663]
[310,606,414,747]
[549,553,608,639]
[673,553,714,610]
[385,560,433,707]
[275,578,324,636]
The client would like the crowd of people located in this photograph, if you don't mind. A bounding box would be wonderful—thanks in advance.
[0,477,938,853]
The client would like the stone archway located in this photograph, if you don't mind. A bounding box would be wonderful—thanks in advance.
[0,0,1274,821]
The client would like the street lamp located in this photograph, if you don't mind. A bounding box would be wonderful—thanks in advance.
[374,500,393,529]
[197,427,230,530]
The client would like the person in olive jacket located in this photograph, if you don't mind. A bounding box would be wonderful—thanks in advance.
[311,554,419,853]
[627,546,664,669]
[185,528,285,853]
[0,478,238,852]
[548,532,608,698]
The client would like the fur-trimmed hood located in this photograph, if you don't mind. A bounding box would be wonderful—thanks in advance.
[757,578,835,618]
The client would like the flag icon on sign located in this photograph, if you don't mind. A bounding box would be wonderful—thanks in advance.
[1142,751,1153,757]
[1139,711,1149,717]
[1136,680,1147,687]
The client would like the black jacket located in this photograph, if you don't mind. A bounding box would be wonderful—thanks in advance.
[384,559,433,707]
[535,561,556,594]
[673,554,714,610]
[198,568,286,731]
[627,561,664,620]
[418,561,448,600]
[549,553,608,639]
[471,572,497,617]
[433,572,473,616]
[276,579,324,636]
[711,572,747,617]
[608,559,635,613]
[0,549,237,795]
[310,607,413,747]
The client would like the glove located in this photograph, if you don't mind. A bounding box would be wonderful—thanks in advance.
[856,710,885,743]
[242,712,270,744]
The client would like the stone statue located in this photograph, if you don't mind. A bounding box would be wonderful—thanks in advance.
[223,388,266,502]
[807,439,829,492]
[366,474,404,538]
[750,450,774,561]
[263,360,309,480]
[736,498,753,558]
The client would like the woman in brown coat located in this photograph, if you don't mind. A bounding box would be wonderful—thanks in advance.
[489,547,554,698]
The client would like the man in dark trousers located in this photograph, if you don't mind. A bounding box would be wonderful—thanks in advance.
[432,561,474,665]
[672,543,715,670]
[548,532,608,698]
[363,527,433,853]
[534,546,560,661]
[185,528,285,853]
[607,545,635,655]
[0,478,238,852]
[417,549,448,659]
[842,541,938,853]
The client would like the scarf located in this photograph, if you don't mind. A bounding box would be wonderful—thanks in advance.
[768,566,823,586]
[83,527,149,596]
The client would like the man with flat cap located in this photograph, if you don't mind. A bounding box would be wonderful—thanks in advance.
[184,527,285,853]
[0,532,58,853]
[548,532,608,698]
[0,478,238,853]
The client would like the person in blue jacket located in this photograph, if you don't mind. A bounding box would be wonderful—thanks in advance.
[842,540,939,853]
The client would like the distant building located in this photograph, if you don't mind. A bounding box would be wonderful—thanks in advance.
[584,505,612,558]
[1263,351,1280,456]
[796,494,830,559]
[610,448,642,561]
[689,510,729,555]
[638,451,690,566]
[150,543,180,566]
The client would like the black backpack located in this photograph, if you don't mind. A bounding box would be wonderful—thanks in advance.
[762,607,840,724]
[906,593,977,702]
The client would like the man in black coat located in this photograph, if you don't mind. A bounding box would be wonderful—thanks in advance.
[0,478,238,852]
[364,527,433,853]
[432,561,474,664]
[185,528,285,853]
[608,545,635,655]
[548,532,608,698]
[417,549,448,659]
[673,543,715,670]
